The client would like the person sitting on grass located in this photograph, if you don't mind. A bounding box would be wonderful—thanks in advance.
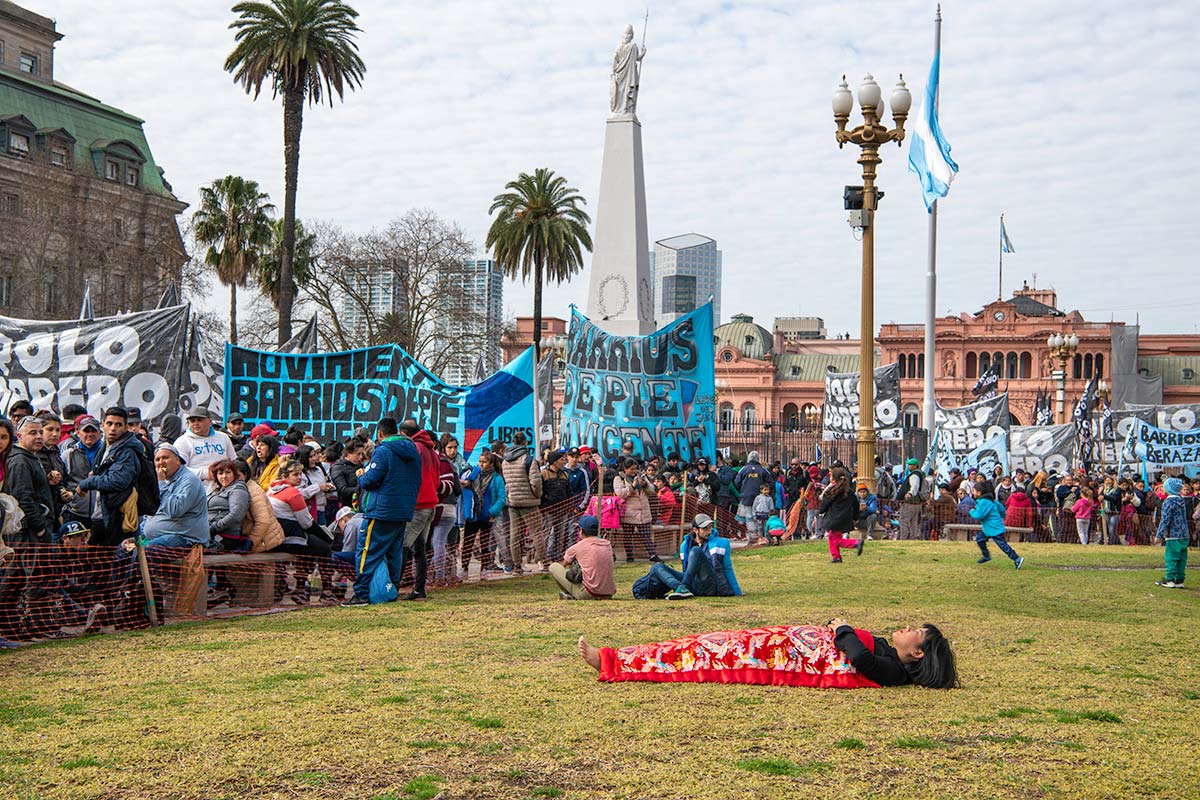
[764,512,787,545]
[631,514,741,600]
[549,515,615,600]
[578,618,957,689]
[969,479,1024,570]
[1155,477,1189,589]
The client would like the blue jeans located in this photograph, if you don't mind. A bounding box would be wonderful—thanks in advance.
[649,546,716,595]
[353,519,406,602]
[976,531,1019,562]
[144,533,200,550]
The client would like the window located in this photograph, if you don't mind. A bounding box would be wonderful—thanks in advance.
[1183,368,1196,381]
[902,403,920,430]
[741,403,757,433]
[1019,352,1032,379]
[719,403,734,433]
[965,352,977,379]
[1072,353,1082,380]
[0,39,5,65]
[43,280,56,313]
[917,353,925,379]
[8,132,29,156]
[0,193,18,216]
[0,256,12,306]
[898,356,906,379]
[50,147,67,167]
[979,351,991,374]
[790,365,800,377]
[1006,351,1018,379]
[105,160,120,181]
[782,403,799,432]
[125,167,139,187]
[1094,354,1103,380]
[1084,353,1094,379]
[113,218,126,238]
[19,52,37,76]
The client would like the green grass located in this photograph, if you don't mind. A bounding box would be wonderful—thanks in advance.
[1,540,1198,799]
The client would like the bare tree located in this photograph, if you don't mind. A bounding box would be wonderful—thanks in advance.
[300,209,499,379]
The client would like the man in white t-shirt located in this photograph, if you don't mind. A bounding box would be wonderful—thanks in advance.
[174,408,236,491]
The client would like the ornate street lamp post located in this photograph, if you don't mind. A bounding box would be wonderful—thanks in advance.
[833,73,910,490]
[1046,332,1079,424]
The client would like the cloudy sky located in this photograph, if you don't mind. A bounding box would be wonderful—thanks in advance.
[25,0,1200,335]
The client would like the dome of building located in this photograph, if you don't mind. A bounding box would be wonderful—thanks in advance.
[714,313,773,359]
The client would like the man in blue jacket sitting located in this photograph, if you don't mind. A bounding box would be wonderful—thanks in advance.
[344,417,420,606]
[632,514,742,600]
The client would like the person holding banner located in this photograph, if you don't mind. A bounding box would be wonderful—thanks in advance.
[1154,478,1189,588]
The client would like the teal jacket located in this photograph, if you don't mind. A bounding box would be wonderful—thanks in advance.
[968,497,1006,538]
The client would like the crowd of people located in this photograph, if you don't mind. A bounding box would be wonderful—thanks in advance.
[0,400,1193,646]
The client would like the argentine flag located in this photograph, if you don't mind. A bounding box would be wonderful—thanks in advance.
[907,49,958,211]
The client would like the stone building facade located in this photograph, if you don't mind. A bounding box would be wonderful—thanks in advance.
[0,0,187,319]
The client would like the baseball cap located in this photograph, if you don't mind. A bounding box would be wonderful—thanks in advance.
[186,407,209,420]
[334,506,356,524]
[578,445,592,456]
[692,513,714,529]
[126,407,142,423]
[155,442,187,463]
[61,521,91,538]
[226,412,245,423]
[906,458,920,466]
[250,423,277,440]
[577,515,599,534]
[76,415,100,431]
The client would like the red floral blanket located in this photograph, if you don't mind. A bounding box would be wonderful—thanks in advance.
[598,624,880,689]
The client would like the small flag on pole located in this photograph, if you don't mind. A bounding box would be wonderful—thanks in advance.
[907,45,959,211]
[1001,216,1016,254]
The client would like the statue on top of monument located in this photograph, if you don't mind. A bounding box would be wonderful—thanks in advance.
[609,24,646,117]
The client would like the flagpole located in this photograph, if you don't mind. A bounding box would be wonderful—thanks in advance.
[921,5,942,439]
[998,213,1004,300]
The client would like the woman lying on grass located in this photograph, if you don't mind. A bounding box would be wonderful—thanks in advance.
[579,619,957,689]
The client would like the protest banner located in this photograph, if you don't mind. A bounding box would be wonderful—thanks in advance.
[1122,418,1200,467]
[1011,424,1075,474]
[932,394,1011,466]
[559,304,716,462]
[0,305,191,421]
[225,343,536,462]
[822,363,902,441]
[1127,403,1200,433]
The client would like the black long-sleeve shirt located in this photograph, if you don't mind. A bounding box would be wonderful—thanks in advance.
[819,489,859,533]
[834,625,914,687]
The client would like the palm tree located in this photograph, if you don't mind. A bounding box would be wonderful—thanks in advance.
[486,168,592,362]
[191,176,274,344]
[225,0,365,346]
[256,217,316,310]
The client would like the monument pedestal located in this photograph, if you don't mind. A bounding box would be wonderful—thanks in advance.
[586,114,654,336]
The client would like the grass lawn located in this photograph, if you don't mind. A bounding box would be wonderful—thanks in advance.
[2,540,1198,800]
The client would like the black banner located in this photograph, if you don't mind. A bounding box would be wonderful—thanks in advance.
[822,363,902,441]
[0,306,190,421]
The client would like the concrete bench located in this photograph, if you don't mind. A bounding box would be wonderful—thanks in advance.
[941,524,1034,543]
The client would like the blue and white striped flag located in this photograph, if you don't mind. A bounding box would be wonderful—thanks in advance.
[907,49,959,211]
[1001,216,1016,254]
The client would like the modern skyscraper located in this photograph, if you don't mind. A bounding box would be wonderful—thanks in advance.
[436,258,504,385]
[651,234,722,325]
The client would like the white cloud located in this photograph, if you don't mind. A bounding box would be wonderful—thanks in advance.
[20,0,1200,335]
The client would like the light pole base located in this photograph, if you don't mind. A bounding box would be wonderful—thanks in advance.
[856,428,877,493]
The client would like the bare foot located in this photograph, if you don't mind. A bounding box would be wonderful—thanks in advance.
[578,636,601,672]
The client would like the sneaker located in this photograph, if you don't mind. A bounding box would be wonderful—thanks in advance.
[341,596,370,607]
[404,591,428,601]
[558,591,572,600]
[855,538,865,557]
[665,587,695,600]
[976,556,992,564]
[0,637,20,649]
[831,557,843,564]
[649,555,662,563]
[1155,580,1178,588]
[1014,556,1025,570]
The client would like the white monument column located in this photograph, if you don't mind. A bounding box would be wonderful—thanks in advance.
[586,25,654,335]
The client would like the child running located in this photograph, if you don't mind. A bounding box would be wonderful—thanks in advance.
[969,479,1024,569]
[1155,477,1189,588]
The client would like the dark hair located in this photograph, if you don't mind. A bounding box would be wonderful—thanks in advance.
[208,459,238,482]
[377,417,399,437]
[295,444,316,469]
[232,459,252,480]
[252,435,281,471]
[512,430,528,446]
[7,399,33,415]
[911,624,958,689]
[491,440,506,456]
[438,433,459,454]
[973,479,995,500]
[63,403,86,421]
[35,409,62,423]
[0,418,14,457]
[342,439,363,455]
[103,406,128,421]
[283,429,304,446]
[324,441,344,461]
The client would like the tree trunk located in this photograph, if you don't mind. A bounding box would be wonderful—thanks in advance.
[278,87,304,346]
[229,281,238,345]
[532,259,543,363]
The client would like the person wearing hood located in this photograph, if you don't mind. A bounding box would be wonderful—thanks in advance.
[156,413,183,446]
[78,407,146,548]
[1155,477,1189,588]
[500,430,543,575]
[399,419,452,600]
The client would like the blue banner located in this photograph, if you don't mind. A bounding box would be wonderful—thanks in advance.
[224,343,536,463]
[558,304,716,462]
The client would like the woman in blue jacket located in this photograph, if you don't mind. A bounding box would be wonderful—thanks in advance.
[969,479,1024,569]
[460,451,507,576]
